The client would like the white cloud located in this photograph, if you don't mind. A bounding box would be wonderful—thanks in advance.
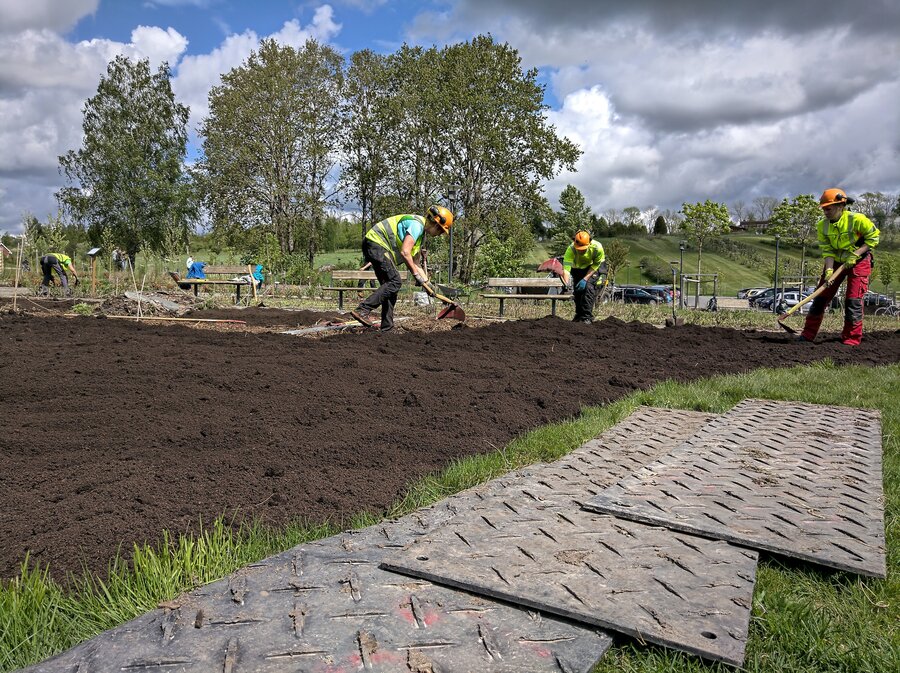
[0,5,342,232]
[408,1,900,212]
[173,6,342,132]
[0,0,98,34]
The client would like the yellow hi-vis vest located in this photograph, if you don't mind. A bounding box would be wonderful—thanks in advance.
[563,240,605,279]
[365,215,425,264]
[817,211,879,263]
[48,253,73,269]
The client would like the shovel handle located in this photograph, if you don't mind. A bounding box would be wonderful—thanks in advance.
[778,264,845,320]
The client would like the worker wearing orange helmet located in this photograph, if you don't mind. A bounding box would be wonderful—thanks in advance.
[799,188,879,346]
[351,205,453,331]
[563,230,606,323]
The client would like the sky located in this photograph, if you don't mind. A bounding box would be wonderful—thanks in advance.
[1,0,899,233]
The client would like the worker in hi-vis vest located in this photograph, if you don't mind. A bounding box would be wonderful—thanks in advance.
[39,252,78,296]
[351,205,453,331]
[799,188,880,346]
[563,231,606,323]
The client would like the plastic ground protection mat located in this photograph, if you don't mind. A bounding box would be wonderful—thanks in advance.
[20,406,707,673]
[585,399,886,578]
[381,407,759,667]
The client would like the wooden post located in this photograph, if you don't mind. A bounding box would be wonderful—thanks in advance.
[91,255,97,295]
[13,237,24,311]
[249,264,258,301]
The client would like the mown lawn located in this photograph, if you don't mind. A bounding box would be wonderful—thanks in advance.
[2,362,897,672]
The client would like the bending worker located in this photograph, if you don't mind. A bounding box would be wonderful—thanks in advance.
[799,188,879,346]
[39,252,78,296]
[351,205,453,331]
[563,231,605,323]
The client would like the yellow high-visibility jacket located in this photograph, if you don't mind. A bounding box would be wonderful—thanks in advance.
[817,211,879,263]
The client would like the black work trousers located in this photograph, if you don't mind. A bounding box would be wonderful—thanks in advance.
[357,240,403,330]
[571,268,597,322]
[40,255,69,294]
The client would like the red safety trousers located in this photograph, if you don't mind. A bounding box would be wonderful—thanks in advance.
[800,254,872,346]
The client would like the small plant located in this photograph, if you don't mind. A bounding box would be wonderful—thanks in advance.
[72,303,93,316]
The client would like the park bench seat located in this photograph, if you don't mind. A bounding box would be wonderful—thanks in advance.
[482,277,572,317]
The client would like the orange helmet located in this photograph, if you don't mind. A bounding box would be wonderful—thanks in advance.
[573,230,592,251]
[819,188,854,208]
[426,205,454,232]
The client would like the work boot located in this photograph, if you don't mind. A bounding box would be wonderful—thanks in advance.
[350,308,374,327]
[795,334,812,343]
[39,285,49,296]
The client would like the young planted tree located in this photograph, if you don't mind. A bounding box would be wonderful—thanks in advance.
[549,185,593,256]
[768,194,821,282]
[57,56,192,266]
[877,254,895,292]
[603,239,630,284]
[679,199,732,275]
[200,39,344,268]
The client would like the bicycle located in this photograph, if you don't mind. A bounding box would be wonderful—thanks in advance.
[874,304,899,318]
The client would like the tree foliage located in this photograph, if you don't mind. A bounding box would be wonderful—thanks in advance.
[679,199,732,275]
[603,239,630,283]
[199,39,344,266]
[768,194,821,279]
[549,185,592,256]
[57,55,192,264]
[653,215,667,235]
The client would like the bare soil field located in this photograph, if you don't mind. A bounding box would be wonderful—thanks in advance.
[1,307,898,582]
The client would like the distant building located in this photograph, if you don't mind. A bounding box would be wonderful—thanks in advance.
[732,219,771,233]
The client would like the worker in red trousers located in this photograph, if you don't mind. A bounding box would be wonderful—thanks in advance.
[799,188,880,346]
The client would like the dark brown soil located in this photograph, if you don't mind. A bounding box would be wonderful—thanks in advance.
[1,312,897,582]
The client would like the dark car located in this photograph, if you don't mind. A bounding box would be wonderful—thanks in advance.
[864,291,894,307]
[614,287,658,305]
[644,286,674,303]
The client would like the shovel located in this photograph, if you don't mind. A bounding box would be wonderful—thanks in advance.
[776,264,845,334]
[422,282,466,321]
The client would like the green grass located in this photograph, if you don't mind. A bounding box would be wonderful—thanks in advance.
[2,363,898,672]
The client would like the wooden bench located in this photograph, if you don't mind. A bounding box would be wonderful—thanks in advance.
[482,277,572,317]
[323,269,409,309]
[170,264,258,303]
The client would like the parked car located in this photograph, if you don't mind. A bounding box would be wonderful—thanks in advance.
[613,287,658,305]
[644,286,674,303]
[737,287,766,299]
[864,291,894,307]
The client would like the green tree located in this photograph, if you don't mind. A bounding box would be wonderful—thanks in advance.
[200,39,344,265]
[623,206,641,228]
[877,254,895,292]
[856,191,894,230]
[341,49,393,245]
[603,239,630,284]
[438,35,581,283]
[549,185,593,256]
[768,194,820,282]
[653,215,667,235]
[679,199,732,275]
[57,55,192,266]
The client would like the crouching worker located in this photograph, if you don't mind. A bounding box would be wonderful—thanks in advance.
[799,188,880,346]
[563,231,605,323]
[40,252,78,296]
[351,205,453,331]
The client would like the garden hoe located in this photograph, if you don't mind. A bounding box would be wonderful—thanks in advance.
[776,263,845,334]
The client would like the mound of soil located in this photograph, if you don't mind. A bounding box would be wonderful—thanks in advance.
[1,314,897,582]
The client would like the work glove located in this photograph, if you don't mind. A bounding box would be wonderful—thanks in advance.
[842,254,859,268]
[413,271,429,287]
[822,268,835,287]
[575,279,588,292]
[73,276,80,287]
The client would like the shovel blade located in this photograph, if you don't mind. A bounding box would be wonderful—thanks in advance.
[537,258,564,276]
[437,303,466,321]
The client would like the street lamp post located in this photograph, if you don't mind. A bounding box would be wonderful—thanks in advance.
[679,240,686,309]
[773,234,781,314]
[447,184,462,284]
[670,261,680,323]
